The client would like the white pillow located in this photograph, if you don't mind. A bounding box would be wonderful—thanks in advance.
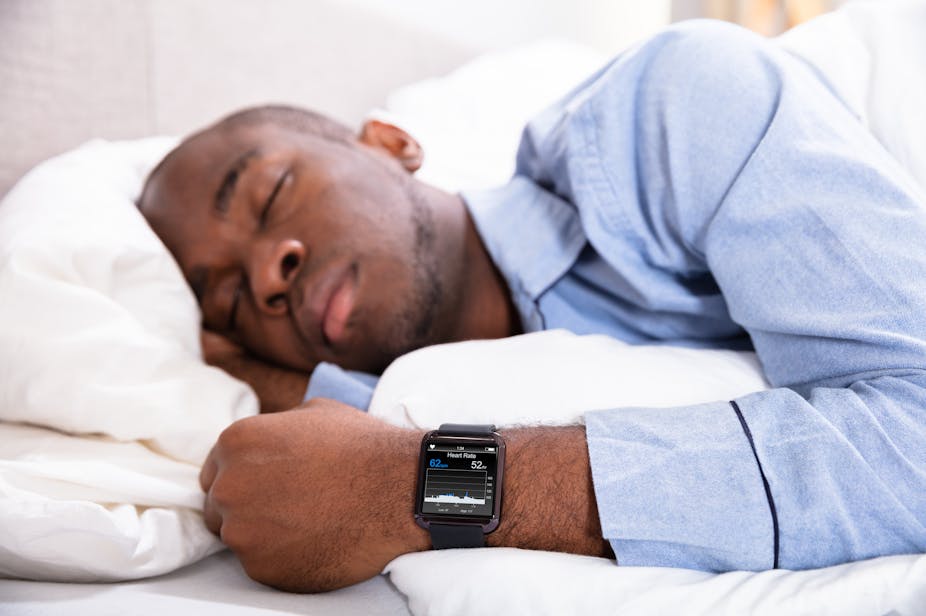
[386,547,926,616]
[369,329,769,428]
[0,138,258,465]
[0,138,259,580]
[374,39,607,193]
[777,0,926,194]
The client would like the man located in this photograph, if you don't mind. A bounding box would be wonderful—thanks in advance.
[139,21,926,592]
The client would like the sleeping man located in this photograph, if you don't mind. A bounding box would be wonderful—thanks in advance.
[139,21,926,592]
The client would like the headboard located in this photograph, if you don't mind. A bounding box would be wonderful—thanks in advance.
[0,0,479,197]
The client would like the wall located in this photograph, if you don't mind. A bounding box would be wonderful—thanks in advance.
[340,0,672,56]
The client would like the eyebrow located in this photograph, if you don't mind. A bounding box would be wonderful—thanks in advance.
[214,148,260,214]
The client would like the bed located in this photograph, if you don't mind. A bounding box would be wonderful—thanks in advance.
[1,1,925,614]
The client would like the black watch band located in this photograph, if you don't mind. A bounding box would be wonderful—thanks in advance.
[436,423,496,436]
[429,522,486,549]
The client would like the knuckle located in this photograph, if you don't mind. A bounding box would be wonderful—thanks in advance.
[217,415,261,449]
[207,477,238,508]
[219,519,253,553]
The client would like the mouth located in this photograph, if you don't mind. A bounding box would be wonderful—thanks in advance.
[321,263,358,347]
[299,260,359,351]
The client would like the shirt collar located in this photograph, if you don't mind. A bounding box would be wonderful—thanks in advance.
[461,176,586,331]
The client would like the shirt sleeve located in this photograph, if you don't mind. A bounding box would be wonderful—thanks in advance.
[546,22,926,571]
[304,362,379,411]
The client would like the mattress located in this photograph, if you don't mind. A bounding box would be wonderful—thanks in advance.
[0,550,410,615]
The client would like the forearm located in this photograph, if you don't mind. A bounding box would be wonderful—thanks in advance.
[485,425,613,558]
[398,424,612,559]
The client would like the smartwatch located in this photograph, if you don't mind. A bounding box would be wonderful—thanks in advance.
[414,423,506,549]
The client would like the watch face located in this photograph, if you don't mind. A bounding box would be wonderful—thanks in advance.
[418,437,500,519]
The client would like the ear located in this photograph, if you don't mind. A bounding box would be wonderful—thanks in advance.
[358,119,423,173]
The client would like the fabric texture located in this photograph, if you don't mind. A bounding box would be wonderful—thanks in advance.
[368,329,768,427]
[386,547,926,616]
[0,137,258,465]
[373,331,922,615]
[0,138,254,580]
[463,19,926,571]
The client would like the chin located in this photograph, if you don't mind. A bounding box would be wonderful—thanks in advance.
[336,337,405,376]
[336,351,392,376]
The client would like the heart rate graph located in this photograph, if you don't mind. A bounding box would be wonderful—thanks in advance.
[424,469,487,505]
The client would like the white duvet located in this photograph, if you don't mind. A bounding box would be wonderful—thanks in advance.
[1,2,925,614]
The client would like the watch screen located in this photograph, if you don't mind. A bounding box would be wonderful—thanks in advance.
[420,441,498,518]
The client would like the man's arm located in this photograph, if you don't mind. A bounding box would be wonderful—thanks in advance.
[199,399,608,593]
[529,22,926,570]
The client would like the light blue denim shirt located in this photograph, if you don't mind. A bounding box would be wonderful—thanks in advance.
[308,21,926,571]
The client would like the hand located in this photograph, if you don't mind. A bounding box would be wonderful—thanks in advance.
[200,330,310,413]
[200,398,430,592]
[201,406,611,593]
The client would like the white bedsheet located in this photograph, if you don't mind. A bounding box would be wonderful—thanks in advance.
[0,550,411,616]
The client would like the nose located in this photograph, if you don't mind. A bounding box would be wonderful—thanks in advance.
[248,238,306,316]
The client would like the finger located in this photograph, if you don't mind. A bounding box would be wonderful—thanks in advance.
[200,445,219,491]
[202,488,223,536]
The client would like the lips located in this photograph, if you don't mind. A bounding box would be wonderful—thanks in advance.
[321,264,357,346]
[297,261,358,350]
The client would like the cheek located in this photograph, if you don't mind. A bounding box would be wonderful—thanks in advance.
[316,180,417,246]
[354,251,422,330]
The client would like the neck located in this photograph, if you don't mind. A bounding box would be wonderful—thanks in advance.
[424,186,521,343]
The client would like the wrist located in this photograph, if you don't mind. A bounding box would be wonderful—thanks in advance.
[388,428,432,555]
[486,425,612,558]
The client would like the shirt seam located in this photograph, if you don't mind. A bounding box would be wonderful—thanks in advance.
[730,399,780,569]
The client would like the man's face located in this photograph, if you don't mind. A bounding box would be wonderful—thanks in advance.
[140,121,445,374]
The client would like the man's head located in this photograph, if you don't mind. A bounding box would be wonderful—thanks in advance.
[139,105,464,375]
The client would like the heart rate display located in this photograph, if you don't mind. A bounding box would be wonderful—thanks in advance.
[424,469,487,504]
[421,443,498,518]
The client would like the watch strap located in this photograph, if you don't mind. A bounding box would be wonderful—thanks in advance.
[429,522,486,549]
[437,423,496,436]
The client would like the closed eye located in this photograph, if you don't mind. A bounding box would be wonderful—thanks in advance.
[260,168,290,226]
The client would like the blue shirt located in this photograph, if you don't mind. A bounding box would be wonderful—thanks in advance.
[308,21,926,571]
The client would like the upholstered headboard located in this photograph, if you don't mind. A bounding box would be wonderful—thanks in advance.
[0,0,478,197]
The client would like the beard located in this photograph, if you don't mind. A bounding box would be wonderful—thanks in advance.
[374,181,444,369]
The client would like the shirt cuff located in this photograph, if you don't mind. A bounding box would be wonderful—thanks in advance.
[304,362,379,411]
[584,400,775,571]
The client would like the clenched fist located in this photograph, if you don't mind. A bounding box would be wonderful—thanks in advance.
[200,398,430,592]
